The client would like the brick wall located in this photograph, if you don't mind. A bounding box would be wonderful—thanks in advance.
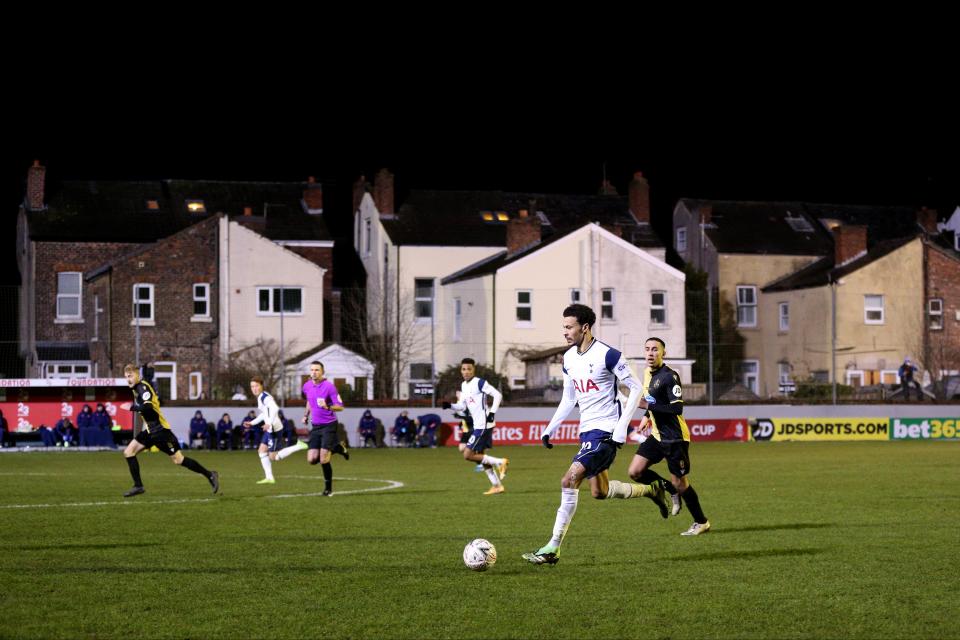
[925,242,960,366]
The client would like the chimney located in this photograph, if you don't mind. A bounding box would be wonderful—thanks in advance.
[303,176,323,212]
[628,172,649,222]
[373,168,395,217]
[506,209,541,257]
[352,175,368,213]
[243,206,253,217]
[916,207,938,234]
[699,204,713,225]
[833,225,867,266]
[599,179,618,196]
[26,160,46,211]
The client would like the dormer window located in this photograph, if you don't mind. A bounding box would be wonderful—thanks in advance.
[186,200,206,214]
[146,200,160,211]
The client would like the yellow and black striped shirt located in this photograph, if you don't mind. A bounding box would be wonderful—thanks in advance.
[130,381,171,434]
[642,364,689,443]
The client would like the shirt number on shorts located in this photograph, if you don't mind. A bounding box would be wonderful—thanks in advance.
[578,441,593,455]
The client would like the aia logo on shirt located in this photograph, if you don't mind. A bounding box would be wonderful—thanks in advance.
[573,379,600,393]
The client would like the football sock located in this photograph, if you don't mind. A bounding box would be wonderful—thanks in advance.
[276,443,302,460]
[181,457,212,479]
[321,462,333,491]
[682,485,707,523]
[606,480,650,499]
[639,469,676,494]
[259,452,274,481]
[549,488,579,548]
[484,467,501,487]
[481,454,504,466]
[125,456,143,487]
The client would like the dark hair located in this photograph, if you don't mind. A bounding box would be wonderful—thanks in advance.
[461,358,476,366]
[310,361,324,370]
[563,304,596,329]
[250,376,264,385]
[645,337,666,349]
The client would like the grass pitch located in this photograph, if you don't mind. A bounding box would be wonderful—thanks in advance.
[1,440,958,639]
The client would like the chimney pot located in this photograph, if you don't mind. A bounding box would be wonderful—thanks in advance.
[374,169,395,217]
[628,172,650,223]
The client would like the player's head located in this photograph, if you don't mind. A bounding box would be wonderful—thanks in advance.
[123,364,140,386]
[309,361,324,381]
[644,337,666,367]
[249,375,264,396]
[562,304,596,346]
[460,357,476,381]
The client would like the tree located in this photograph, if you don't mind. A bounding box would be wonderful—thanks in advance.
[215,337,298,400]
[685,265,746,385]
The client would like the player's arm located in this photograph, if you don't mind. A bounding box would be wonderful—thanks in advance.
[542,372,576,445]
[303,397,311,424]
[328,390,344,412]
[125,385,150,413]
[479,379,502,425]
[611,366,642,444]
[648,376,684,415]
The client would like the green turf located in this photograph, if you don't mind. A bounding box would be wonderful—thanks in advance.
[1,441,958,639]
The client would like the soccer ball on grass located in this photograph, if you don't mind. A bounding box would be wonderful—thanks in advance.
[463,538,497,571]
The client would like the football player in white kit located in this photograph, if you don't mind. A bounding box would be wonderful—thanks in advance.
[442,358,509,495]
[523,304,669,565]
[243,376,296,484]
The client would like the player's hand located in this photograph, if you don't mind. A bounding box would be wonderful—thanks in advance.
[302,415,309,424]
[541,435,553,449]
[441,401,452,410]
[119,402,132,411]
[486,412,495,426]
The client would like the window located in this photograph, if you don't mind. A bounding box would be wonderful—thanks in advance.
[186,200,206,214]
[779,302,789,331]
[188,371,203,400]
[354,377,368,400]
[132,283,154,322]
[364,218,371,255]
[676,227,687,252]
[778,362,795,394]
[414,278,434,319]
[43,363,91,379]
[737,286,757,327]
[864,294,884,324]
[56,272,82,320]
[735,360,759,394]
[146,200,160,210]
[408,363,433,397]
[192,283,210,318]
[512,377,526,389]
[845,370,865,387]
[257,287,303,315]
[880,370,900,385]
[601,288,615,320]
[929,298,943,330]
[811,370,829,383]
[453,298,462,342]
[650,291,666,325]
[516,290,532,323]
[153,361,177,400]
[570,289,581,304]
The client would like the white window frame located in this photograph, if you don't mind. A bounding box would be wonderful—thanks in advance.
[132,283,155,325]
[414,278,434,322]
[55,272,83,322]
[42,362,92,379]
[601,288,615,321]
[511,377,526,389]
[192,283,211,321]
[570,288,581,304]
[778,362,795,394]
[737,286,758,327]
[736,360,760,394]
[779,302,790,332]
[650,290,666,326]
[153,361,177,400]
[516,290,533,326]
[864,294,885,325]
[845,369,865,387]
[256,287,304,316]
[188,371,203,400]
[453,297,462,342]
[929,298,943,330]
[676,227,687,253]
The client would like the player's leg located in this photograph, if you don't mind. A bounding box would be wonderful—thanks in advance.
[168,435,219,494]
[122,436,148,496]
[666,443,709,535]
[318,425,338,495]
[627,441,673,517]
[257,433,275,484]
[523,462,585,565]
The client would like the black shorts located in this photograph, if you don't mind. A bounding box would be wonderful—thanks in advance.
[308,423,340,451]
[636,438,691,478]
[135,427,181,456]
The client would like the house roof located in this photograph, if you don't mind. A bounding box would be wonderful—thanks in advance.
[762,234,920,292]
[519,345,570,362]
[27,179,331,243]
[381,190,662,249]
[36,341,90,362]
[680,199,919,256]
